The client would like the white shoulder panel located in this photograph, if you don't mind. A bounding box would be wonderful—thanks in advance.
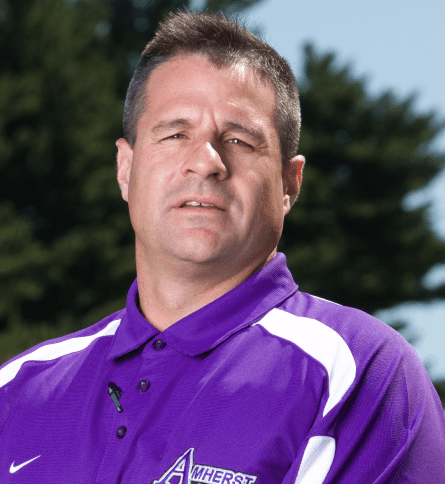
[295,436,336,483]
[254,308,356,416]
[0,318,121,389]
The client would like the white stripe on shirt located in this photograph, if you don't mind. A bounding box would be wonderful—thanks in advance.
[0,318,121,389]
[255,308,356,483]
[254,308,356,417]
[295,436,336,484]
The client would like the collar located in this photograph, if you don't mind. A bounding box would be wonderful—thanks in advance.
[108,252,298,359]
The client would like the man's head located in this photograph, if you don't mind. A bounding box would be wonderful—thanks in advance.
[116,11,304,280]
[123,11,301,165]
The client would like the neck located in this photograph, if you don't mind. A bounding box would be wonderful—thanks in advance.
[135,245,276,331]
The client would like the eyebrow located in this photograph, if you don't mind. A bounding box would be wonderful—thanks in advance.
[150,118,267,145]
[151,118,193,134]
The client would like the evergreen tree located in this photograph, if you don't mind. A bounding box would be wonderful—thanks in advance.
[282,44,445,312]
[0,0,127,346]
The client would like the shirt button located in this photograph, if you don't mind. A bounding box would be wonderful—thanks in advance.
[116,426,127,439]
[152,339,166,351]
[137,380,151,392]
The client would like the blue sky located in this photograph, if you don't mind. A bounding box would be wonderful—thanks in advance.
[194,0,445,378]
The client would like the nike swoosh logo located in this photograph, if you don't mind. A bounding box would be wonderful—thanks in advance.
[9,455,41,474]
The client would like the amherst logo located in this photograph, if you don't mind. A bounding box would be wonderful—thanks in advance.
[153,448,257,484]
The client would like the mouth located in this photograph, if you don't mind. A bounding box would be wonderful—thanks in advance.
[174,198,225,210]
[180,202,220,210]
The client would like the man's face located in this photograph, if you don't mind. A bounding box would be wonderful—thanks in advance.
[117,54,303,272]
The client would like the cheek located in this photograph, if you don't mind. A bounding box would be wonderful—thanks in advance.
[244,170,283,228]
[127,154,165,205]
[126,163,157,227]
[127,157,180,237]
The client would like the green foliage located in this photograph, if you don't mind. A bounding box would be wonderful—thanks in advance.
[0,0,129,338]
[0,203,48,325]
[280,44,445,315]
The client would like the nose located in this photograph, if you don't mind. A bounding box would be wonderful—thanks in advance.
[180,139,228,181]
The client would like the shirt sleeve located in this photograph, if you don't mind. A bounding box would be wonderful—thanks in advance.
[281,330,445,484]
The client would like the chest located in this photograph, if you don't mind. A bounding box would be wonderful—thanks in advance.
[1,345,326,483]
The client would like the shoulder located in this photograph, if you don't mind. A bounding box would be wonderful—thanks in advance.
[270,293,445,481]
[275,290,411,361]
[255,290,406,370]
[254,291,434,417]
[0,309,125,390]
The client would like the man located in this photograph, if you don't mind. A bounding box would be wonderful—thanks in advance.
[1,11,444,484]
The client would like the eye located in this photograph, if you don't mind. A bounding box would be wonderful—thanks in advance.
[163,133,187,141]
[229,138,251,147]
[227,138,253,150]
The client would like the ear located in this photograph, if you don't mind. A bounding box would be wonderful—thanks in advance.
[116,138,134,202]
[282,154,305,215]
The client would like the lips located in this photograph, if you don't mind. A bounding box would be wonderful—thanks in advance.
[174,197,225,210]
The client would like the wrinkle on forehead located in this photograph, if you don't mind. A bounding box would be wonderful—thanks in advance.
[145,54,272,113]
[139,53,279,153]
[134,52,278,146]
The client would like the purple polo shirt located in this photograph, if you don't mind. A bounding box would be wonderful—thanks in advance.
[1,252,444,483]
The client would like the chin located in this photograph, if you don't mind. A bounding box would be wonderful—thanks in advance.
[168,238,233,266]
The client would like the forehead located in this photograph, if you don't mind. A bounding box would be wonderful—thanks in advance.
[141,54,277,127]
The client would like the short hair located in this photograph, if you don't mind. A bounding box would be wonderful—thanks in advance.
[123,11,301,164]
